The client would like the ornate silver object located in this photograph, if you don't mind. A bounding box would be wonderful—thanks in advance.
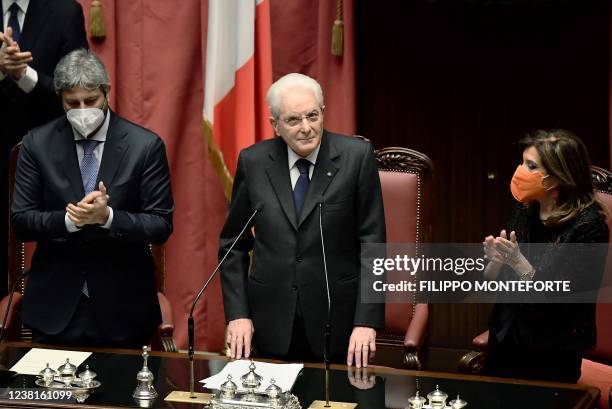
[208,390,301,409]
[449,395,468,409]
[78,365,97,388]
[35,359,101,403]
[132,346,158,400]
[265,378,282,400]
[406,390,426,409]
[38,363,57,387]
[240,361,263,390]
[221,375,238,399]
[209,363,301,408]
[58,358,77,387]
[427,385,448,409]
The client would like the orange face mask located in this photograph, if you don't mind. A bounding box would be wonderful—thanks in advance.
[510,165,549,204]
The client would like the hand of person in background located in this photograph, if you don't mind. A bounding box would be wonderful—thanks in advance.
[0,27,32,79]
[226,318,254,359]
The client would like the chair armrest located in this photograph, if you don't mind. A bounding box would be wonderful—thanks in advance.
[403,304,428,350]
[157,293,176,352]
[472,330,489,350]
[0,292,23,338]
[458,330,489,374]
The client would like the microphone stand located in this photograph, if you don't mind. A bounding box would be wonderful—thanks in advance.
[187,208,259,399]
[313,203,355,409]
[319,203,332,407]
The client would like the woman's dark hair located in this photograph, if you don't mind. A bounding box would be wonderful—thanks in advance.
[520,129,604,226]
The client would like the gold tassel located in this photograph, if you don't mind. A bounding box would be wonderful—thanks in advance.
[89,0,106,39]
[331,0,344,56]
[331,20,344,56]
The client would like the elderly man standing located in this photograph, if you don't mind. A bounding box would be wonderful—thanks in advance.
[11,49,174,348]
[220,73,386,367]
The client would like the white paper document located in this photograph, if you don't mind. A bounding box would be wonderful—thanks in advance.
[10,348,92,375]
[200,360,303,393]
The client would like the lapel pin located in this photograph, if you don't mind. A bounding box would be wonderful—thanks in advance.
[326,171,332,177]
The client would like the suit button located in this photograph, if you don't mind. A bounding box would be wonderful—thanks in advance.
[292,285,298,291]
[296,255,303,262]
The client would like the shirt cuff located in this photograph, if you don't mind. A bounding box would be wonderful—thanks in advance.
[16,66,37,93]
[101,207,113,229]
[65,212,81,233]
[65,207,113,230]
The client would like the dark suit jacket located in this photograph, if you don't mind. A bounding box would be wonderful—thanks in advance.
[220,132,386,357]
[11,113,174,342]
[0,0,88,148]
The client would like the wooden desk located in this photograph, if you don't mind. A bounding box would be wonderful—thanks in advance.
[0,342,600,409]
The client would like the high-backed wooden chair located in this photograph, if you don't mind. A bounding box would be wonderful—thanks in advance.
[371,145,433,369]
[459,165,612,409]
[1,143,176,351]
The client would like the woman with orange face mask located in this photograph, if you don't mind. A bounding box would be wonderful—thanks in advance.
[482,129,609,383]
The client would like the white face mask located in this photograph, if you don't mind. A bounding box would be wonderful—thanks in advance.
[66,108,105,137]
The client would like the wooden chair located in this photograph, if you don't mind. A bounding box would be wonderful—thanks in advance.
[371,145,433,369]
[1,143,176,351]
[459,165,612,409]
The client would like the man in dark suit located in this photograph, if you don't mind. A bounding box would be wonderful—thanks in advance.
[220,73,386,367]
[11,49,174,348]
[1,0,88,295]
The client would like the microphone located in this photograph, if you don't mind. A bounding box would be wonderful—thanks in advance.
[186,206,260,399]
[318,202,332,406]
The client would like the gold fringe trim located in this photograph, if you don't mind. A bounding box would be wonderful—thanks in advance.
[203,118,233,201]
[89,0,106,39]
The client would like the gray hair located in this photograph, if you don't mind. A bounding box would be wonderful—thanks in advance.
[54,49,110,94]
[266,73,324,118]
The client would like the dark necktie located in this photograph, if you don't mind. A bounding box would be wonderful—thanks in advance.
[293,159,311,216]
[7,2,21,43]
[79,139,100,194]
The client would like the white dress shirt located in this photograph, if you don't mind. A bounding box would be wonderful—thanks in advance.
[0,0,38,92]
[64,111,114,232]
[288,142,321,190]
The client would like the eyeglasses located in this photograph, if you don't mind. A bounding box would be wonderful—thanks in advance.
[280,108,323,127]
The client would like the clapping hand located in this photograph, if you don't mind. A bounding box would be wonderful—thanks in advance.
[66,181,110,227]
[0,27,32,79]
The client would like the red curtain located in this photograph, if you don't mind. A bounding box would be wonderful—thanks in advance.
[78,0,226,352]
[271,0,356,134]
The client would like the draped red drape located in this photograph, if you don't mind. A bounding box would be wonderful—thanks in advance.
[77,0,355,351]
[270,0,356,135]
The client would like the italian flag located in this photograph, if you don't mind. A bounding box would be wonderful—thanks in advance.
[203,0,273,199]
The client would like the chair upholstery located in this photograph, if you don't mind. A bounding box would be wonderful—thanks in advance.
[371,145,433,369]
[1,143,176,351]
[459,165,612,409]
